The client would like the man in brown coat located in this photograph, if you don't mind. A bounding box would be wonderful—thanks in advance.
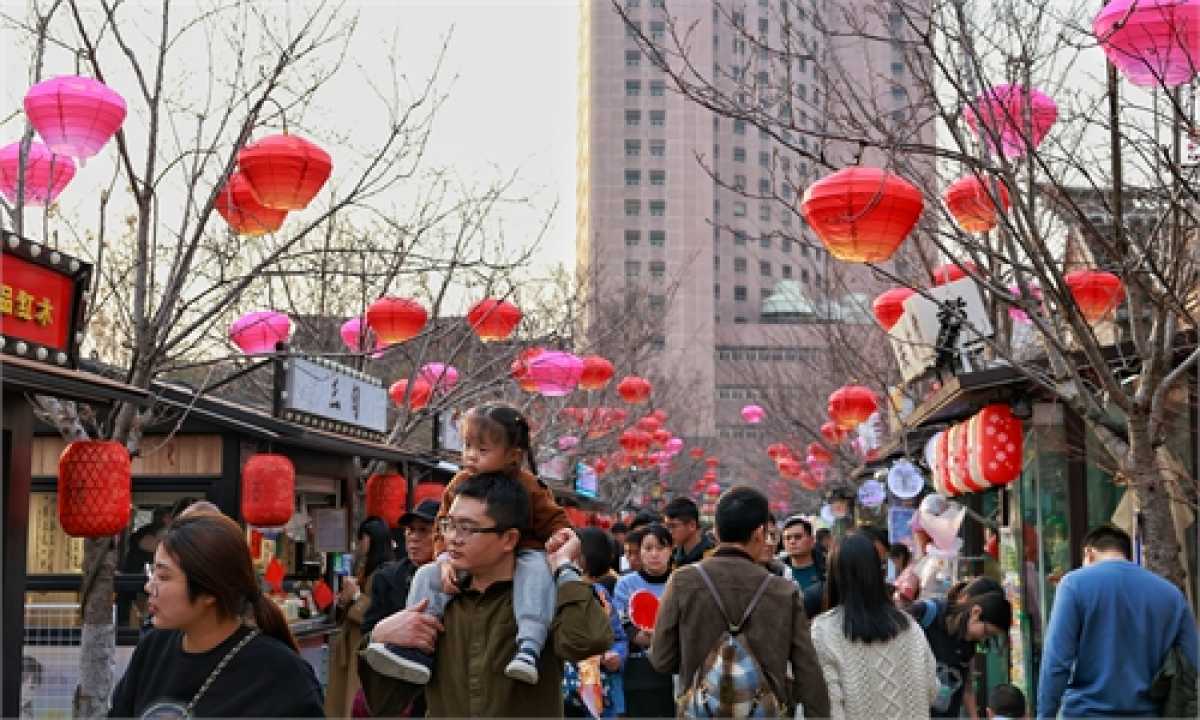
[651,485,831,718]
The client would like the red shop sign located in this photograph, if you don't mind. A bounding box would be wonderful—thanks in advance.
[1,232,90,367]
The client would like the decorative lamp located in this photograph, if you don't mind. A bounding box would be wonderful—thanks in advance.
[229,311,291,355]
[526,351,584,397]
[578,355,615,391]
[617,375,653,404]
[242,453,295,527]
[0,141,75,205]
[366,473,408,528]
[740,404,765,424]
[797,469,821,491]
[237,134,332,210]
[872,287,915,330]
[705,456,720,469]
[58,440,131,537]
[857,479,887,508]
[418,362,459,393]
[467,298,522,341]
[366,296,427,345]
[652,428,672,447]
[943,175,1011,234]
[389,378,432,411]
[1065,270,1124,322]
[967,403,1024,489]
[778,458,803,478]
[828,385,878,429]
[766,443,792,462]
[24,76,127,159]
[1093,0,1200,87]
[411,481,444,507]
[213,171,287,236]
[799,167,924,263]
[636,416,662,433]
[964,84,1058,158]
[820,421,848,445]
[931,261,978,286]
[339,317,385,356]
[689,447,706,459]
[807,442,833,465]
[666,437,684,454]
[511,347,544,392]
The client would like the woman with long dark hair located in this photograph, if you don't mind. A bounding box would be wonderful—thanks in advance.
[810,532,938,719]
[109,513,323,718]
[326,516,393,717]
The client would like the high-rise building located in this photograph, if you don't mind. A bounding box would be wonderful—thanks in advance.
[577,0,933,492]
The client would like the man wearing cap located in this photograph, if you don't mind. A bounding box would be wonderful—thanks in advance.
[362,499,439,636]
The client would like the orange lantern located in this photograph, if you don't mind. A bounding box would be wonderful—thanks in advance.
[389,378,432,410]
[799,167,924,262]
[467,298,522,341]
[213,172,287,236]
[807,442,833,465]
[617,375,653,404]
[237,134,332,210]
[828,385,877,429]
[943,174,1010,234]
[1065,270,1124,322]
[932,261,978,286]
[412,481,445,507]
[366,473,408,528]
[579,355,615,391]
[820,421,847,445]
[242,453,295,526]
[366,296,427,345]
[872,287,915,331]
[57,440,131,537]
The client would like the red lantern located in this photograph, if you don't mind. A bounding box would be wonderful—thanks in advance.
[704,457,720,469]
[828,385,877,429]
[57,440,131,537]
[943,175,1010,234]
[511,347,544,392]
[467,298,522,341]
[636,416,661,433]
[366,473,408,528]
[689,447,706,459]
[766,443,792,462]
[617,375,653,404]
[651,409,668,422]
[797,469,820,491]
[705,481,722,496]
[820,421,848,445]
[412,481,445,507]
[213,171,287,236]
[389,378,432,410]
[872,287,915,331]
[778,458,803,478]
[932,261,978,286]
[948,423,973,495]
[367,297,427,345]
[807,442,833,465]
[579,355,615,391]
[652,428,672,447]
[593,458,609,476]
[237,134,332,210]
[242,453,295,526]
[1065,270,1124,322]
[968,404,1023,490]
[619,429,652,455]
[799,167,924,263]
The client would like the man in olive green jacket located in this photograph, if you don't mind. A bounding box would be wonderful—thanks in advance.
[359,472,612,717]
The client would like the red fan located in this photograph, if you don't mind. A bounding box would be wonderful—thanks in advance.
[264,557,285,593]
[629,589,660,631]
[312,579,335,611]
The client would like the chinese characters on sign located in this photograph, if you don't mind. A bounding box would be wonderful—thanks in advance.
[0,243,83,365]
[282,357,387,435]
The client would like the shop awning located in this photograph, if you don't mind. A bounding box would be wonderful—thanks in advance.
[1,355,149,406]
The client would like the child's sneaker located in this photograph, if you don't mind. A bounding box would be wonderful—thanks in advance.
[361,642,433,684]
[503,643,540,684]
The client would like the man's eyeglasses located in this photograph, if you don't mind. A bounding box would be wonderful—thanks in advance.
[437,518,509,540]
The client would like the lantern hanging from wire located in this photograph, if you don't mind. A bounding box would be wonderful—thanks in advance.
[652,428,672,447]
[511,347,544,392]
[213,171,288,236]
[766,443,792,462]
[967,403,1024,490]
[617,375,653,404]
[0,141,75,205]
[931,261,978,286]
[943,174,1011,234]
[526,351,584,397]
[797,469,821,491]
[366,296,427,345]
[872,287,915,331]
[705,456,720,469]
[466,297,522,341]
[242,453,295,527]
[412,481,445,507]
[636,416,661,434]
[807,442,833,466]
[58,440,131,537]
[418,362,459,394]
[229,311,291,355]
[366,473,408,528]
[578,355,615,391]
[828,384,878,429]
[740,404,765,424]
[389,378,432,411]
[24,76,127,159]
[799,167,924,263]
[237,134,332,210]
[340,317,386,356]
[689,447,706,459]
[964,84,1058,158]
[1065,269,1125,322]
[666,437,684,455]
[820,421,848,445]
[778,458,803,479]
[1093,0,1200,87]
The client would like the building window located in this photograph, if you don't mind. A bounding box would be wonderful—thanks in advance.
[733,201,747,217]
[733,146,747,162]
[650,80,665,96]
[649,294,666,310]
[735,316,748,324]
[649,200,666,216]
[734,286,748,302]
[782,264,793,278]
[625,80,641,97]
[782,237,793,252]
[650,336,666,351]
[649,110,666,126]
[734,257,748,273]
[649,139,666,157]
[734,230,747,245]
[625,229,641,246]
[625,0,640,8]
[625,169,641,186]
[761,287,771,300]
[758,151,769,168]
[626,110,641,127]
[625,260,641,278]
[734,119,746,135]
[801,268,810,282]
[758,177,771,194]
[760,234,771,249]
[714,255,720,270]
[782,211,792,226]
[760,260,771,276]
[649,21,665,40]
[625,139,641,157]
[759,204,771,221]
[625,199,641,216]
[625,50,641,68]
[649,170,666,186]
[650,0,664,7]
[891,61,905,75]
[714,283,720,299]
[801,243,809,257]
[734,174,747,191]
[649,230,666,246]
[649,260,666,279]
[782,183,794,200]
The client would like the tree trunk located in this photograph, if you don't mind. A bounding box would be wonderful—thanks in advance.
[1126,429,1186,588]
[72,537,118,719]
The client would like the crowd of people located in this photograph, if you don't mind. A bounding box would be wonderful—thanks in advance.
[105,402,1198,719]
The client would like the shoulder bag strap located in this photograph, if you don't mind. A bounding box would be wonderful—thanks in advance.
[735,574,775,633]
[185,628,259,716]
[692,563,735,630]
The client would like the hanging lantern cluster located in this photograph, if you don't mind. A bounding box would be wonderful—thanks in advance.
[229,310,291,355]
[242,453,295,527]
[872,287,915,331]
[930,403,1023,496]
[799,167,924,263]
[0,141,75,205]
[943,175,1011,234]
[964,84,1058,159]
[617,375,653,404]
[467,298,522,341]
[366,473,408,528]
[828,385,878,429]
[58,440,132,537]
[1065,269,1125,322]
[1093,0,1200,88]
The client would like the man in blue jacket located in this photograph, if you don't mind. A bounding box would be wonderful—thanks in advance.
[1037,524,1198,718]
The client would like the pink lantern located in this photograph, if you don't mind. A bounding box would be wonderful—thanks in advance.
[665,437,684,455]
[525,351,584,397]
[24,76,127,159]
[229,311,291,354]
[558,435,580,451]
[1007,283,1043,324]
[740,404,765,424]
[0,141,75,205]
[964,84,1058,158]
[1093,0,1200,87]
[418,362,459,393]
[339,317,386,357]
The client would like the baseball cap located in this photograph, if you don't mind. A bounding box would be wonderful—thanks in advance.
[399,499,440,526]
